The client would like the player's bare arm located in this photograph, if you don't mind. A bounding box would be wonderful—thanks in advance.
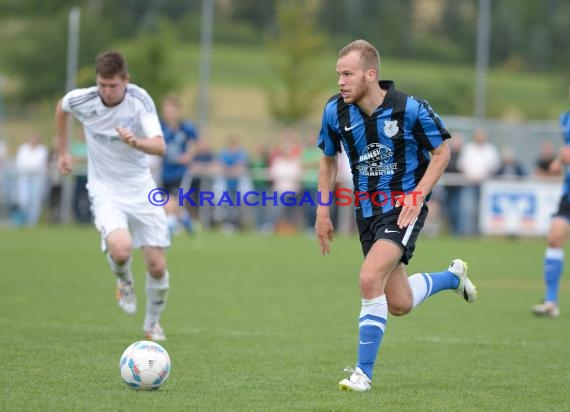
[316,154,338,256]
[397,141,450,229]
[55,99,73,175]
[116,127,166,156]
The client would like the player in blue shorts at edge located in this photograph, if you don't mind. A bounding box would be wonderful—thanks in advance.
[315,39,478,392]
[532,84,570,319]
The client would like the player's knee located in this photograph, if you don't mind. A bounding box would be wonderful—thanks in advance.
[147,260,166,278]
[109,249,131,265]
[547,235,564,248]
[359,272,379,296]
[388,303,411,316]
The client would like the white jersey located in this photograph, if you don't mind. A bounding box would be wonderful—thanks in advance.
[62,84,163,197]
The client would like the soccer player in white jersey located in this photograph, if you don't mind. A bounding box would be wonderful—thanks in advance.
[55,51,171,341]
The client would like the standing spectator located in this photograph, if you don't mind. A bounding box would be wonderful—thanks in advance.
[443,132,465,235]
[15,135,48,227]
[249,143,272,233]
[457,128,500,234]
[188,138,216,227]
[218,134,249,232]
[300,133,321,234]
[47,144,63,223]
[160,94,199,235]
[495,146,526,178]
[269,140,303,233]
[534,140,558,177]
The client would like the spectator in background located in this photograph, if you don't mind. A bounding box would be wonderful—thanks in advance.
[0,139,7,165]
[218,134,249,232]
[269,138,303,233]
[188,138,216,228]
[457,128,500,235]
[269,128,302,165]
[15,135,48,227]
[249,143,272,233]
[0,139,10,220]
[300,133,321,234]
[495,146,526,178]
[534,140,558,177]
[160,94,199,235]
[47,143,62,223]
[70,135,91,224]
[443,132,464,235]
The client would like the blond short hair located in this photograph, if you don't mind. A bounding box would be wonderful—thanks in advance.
[338,39,380,74]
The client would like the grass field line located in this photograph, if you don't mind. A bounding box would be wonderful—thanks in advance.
[478,280,570,292]
[387,334,560,348]
[3,318,564,350]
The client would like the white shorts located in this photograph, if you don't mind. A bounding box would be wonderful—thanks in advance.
[90,192,170,252]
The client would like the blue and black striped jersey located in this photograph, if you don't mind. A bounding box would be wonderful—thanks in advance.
[317,80,451,218]
[560,111,570,198]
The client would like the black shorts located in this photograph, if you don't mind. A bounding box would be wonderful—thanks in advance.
[553,196,570,219]
[163,178,184,195]
[356,204,429,264]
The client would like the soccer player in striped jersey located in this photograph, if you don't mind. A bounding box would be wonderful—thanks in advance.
[532,85,570,319]
[315,40,477,392]
[55,51,171,341]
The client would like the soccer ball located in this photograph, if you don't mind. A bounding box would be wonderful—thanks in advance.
[119,340,171,390]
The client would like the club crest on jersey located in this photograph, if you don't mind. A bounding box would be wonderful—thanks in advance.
[383,120,399,138]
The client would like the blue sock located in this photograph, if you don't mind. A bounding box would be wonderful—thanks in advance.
[356,295,387,380]
[544,248,563,303]
[408,270,459,308]
[426,270,460,297]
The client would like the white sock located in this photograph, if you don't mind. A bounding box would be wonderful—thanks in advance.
[167,214,178,230]
[144,270,170,328]
[408,273,430,309]
[106,253,133,284]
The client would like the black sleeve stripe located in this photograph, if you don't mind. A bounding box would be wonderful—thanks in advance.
[127,88,155,113]
[411,118,435,150]
[68,91,99,108]
[417,99,450,140]
[336,98,357,162]
[327,125,342,154]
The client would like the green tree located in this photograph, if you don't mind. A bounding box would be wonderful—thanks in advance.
[121,22,181,106]
[266,0,327,125]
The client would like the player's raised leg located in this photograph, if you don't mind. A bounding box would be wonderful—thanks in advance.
[404,259,476,310]
[142,246,169,341]
[106,228,137,315]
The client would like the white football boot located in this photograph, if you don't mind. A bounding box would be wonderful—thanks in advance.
[448,259,477,303]
[144,322,167,341]
[531,301,560,318]
[116,280,137,315]
[338,366,372,392]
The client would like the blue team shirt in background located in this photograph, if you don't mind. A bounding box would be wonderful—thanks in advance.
[560,111,570,198]
[161,120,198,184]
[317,80,451,218]
[218,149,249,192]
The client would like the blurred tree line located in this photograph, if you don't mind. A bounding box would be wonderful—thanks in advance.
[0,0,568,116]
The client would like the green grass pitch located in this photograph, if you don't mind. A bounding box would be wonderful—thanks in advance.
[1,227,568,411]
